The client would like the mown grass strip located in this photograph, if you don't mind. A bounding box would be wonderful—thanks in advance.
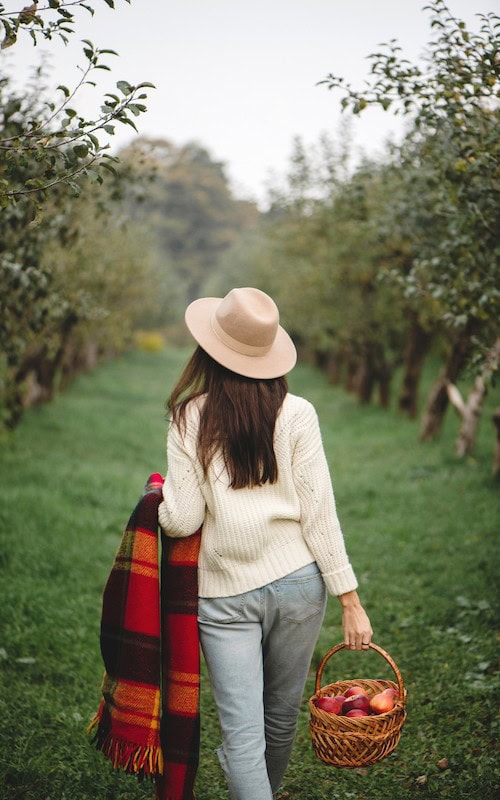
[0,349,497,799]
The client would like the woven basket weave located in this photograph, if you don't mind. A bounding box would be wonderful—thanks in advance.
[309,642,407,768]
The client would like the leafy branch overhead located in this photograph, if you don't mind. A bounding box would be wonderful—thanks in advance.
[0,1,154,204]
[0,0,128,49]
[319,1,498,124]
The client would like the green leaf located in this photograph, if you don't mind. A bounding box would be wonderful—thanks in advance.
[57,84,70,97]
[127,103,142,116]
[85,169,102,183]
[99,161,117,175]
[117,115,138,131]
[117,80,133,96]
[73,144,89,159]
[102,0,115,7]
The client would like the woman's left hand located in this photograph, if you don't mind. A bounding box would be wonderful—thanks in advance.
[338,590,373,650]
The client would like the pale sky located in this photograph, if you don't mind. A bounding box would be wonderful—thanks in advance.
[3,0,498,206]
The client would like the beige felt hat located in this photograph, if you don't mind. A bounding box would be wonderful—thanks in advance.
[184,287,297,379]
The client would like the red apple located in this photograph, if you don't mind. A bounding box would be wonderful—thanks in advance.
[345,708,370,718]
[369,691,395,715]
[315,695,345,714]
[342,694,371,714]
[383,687,399,700]
[344,685,369,698]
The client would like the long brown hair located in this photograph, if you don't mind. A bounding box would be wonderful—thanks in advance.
[167,346,288,489]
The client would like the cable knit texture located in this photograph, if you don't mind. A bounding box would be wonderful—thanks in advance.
[158,393,358,598]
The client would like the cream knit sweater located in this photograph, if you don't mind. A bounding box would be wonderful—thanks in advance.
[158,392,358,599]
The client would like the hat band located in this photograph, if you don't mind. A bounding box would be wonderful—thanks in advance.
[211,314,272,358]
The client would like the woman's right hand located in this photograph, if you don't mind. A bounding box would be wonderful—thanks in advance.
[338,590,373,650]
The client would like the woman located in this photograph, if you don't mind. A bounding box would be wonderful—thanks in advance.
[158,287,372,800]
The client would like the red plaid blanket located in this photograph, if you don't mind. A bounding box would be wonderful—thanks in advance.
[88,473,201,800]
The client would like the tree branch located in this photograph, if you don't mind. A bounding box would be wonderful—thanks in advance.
[446,380,466,418]
[4,154,99,197]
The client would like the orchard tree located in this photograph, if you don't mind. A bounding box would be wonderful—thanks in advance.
[0,0,154,428]
[321,0,499,442]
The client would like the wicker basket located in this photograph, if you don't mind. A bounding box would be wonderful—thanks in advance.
[309,642,407,768]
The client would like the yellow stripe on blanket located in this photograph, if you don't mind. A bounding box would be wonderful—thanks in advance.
[113,680,161,712]
[166,682,200,715]
[167,669,201,686]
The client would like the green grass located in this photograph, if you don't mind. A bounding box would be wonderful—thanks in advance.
[0,349,498,800]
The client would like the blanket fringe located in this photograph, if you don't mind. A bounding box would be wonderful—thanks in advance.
[87,713,163,777]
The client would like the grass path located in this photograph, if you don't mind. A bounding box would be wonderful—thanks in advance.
[0,349,498,799]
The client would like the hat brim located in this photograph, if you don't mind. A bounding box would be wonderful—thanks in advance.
[185,297,297,379]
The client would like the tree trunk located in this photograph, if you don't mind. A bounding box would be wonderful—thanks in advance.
[420,319,480,442]
[447,379,484,458]
[446,339,500,457]
[378,364,392,409]
[325,350,342,385]
[492,410,500,479]
[345,354,359,393]
[59,336,80,391]
[399,319,433,418]
[14,313,78,408]
[314,350,328,371]
[295,343,315,365]
[355,353,376,404]
[35,353,60,403]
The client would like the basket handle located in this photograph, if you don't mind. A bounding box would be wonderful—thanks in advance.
[314,642,405,701]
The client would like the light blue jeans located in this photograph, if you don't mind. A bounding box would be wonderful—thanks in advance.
[198,562,327,800]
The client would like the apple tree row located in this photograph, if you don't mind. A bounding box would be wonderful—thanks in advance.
[0,0,154,428]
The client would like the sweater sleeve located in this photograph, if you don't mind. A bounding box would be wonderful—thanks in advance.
[158,421,206,538]
[292,401,358,596]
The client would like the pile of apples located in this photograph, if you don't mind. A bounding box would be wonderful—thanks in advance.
[314,684,399,718]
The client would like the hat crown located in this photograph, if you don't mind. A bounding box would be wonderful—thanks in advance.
[184,286,296,379]
[213,288,279,354]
